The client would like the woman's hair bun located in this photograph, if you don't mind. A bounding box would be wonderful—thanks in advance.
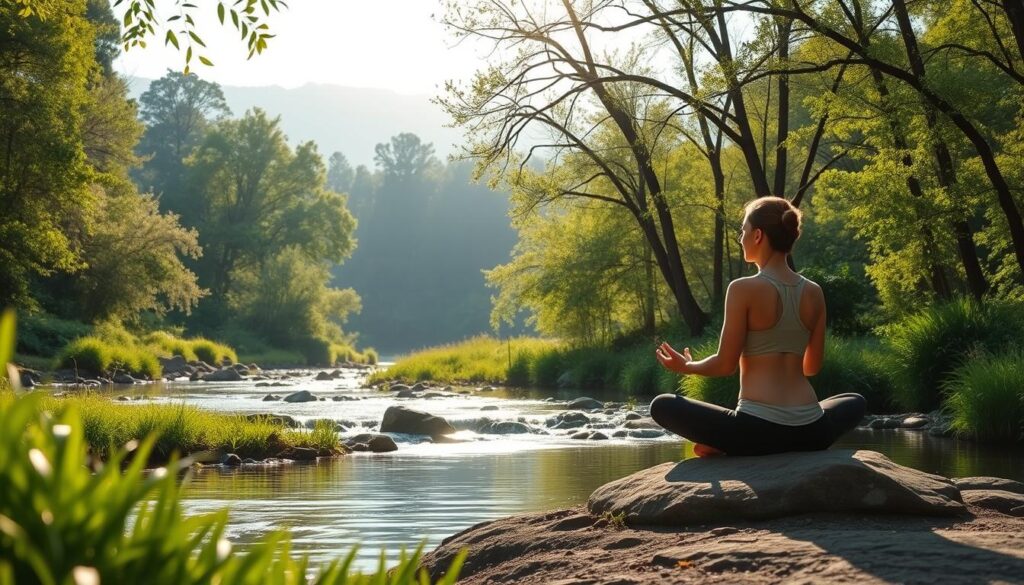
[744,196,803,253]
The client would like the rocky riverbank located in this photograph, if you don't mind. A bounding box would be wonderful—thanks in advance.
[420,450,1024,584]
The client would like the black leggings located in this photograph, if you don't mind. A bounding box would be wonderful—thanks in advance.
[649,392,867,456]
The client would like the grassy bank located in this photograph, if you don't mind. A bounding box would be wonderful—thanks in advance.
[0,391,340,462]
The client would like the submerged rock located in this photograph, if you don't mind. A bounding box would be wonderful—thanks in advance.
[588,450,964,525]
[379,405,456,437]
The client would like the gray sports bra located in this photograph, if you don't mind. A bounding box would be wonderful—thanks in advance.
[742,272,811,356]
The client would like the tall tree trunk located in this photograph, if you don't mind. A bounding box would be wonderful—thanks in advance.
[893,0,988,298]
[773,15,792,197]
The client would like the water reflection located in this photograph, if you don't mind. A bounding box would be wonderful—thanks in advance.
[834,428,1024,482]
[181,443,686,569]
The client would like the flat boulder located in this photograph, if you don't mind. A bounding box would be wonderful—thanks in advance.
[567,397,603,410]
[961,490,1024,516]
[282,390,318,403]
[588,449,964,525]
[953,476,1024,495]
[379,405,455,437]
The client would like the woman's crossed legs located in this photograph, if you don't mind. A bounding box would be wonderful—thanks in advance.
[649,392,867,456]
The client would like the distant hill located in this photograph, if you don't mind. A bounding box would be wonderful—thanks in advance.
[126,77,468,168]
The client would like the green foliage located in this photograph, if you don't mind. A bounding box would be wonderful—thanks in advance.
[15,313,91,357]
[946,352,1024,443]
[680,340,739,408]
[190,337,236,365]
[799,265,878,336]
[56,336,111,376]
[882,298,1024,411]
[144,331,199,362]
[0,393,466,583]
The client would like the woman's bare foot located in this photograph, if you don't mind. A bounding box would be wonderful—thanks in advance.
[693,443,725,457]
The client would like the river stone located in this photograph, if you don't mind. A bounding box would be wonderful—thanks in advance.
[953,476,1024,495]
[480,405,499,411]
[202,368,242,382]
[587,449,964,525]
[283,390,318,403]
[221,453,242,466]
[902,416,930,429]
[411,382,428,392]
[961,489,1024,516]
[478,386,496,392]
[390,383,411,393]
[570,430,609,440]
[483,421,532,434]
[622,418,660,430]
[546,411,590,429]
[262,394,281,401]
[379,405,456,437]
[624,412,643,421]
[315,371,333,381]
[159,355,189,374]
[280,447,318,461]
[396,389,417,398]
[567,397,603,410]
[112,372,138,384]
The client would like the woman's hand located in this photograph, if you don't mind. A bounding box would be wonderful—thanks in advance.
[655,341,692,374]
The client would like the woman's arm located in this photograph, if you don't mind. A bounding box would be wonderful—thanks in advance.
[803,283,827,376]
[656,280,747,377]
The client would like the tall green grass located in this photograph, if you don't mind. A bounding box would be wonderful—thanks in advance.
[56,336,162,379]
[946,352,1024,443]
[882,298,1024,411]
[0,392,465,584]
[0,393,339,461]
[370,336,562,385]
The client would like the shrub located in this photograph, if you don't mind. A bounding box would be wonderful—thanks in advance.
[144,331,199,362]
[191,337,237,365]
[618,347,662,396]
[298,337,333,366]
[16,313,91,357]
[0,393,465,584]
[680,339,739,408]
[56,336,111,375]
[530,349,565,387]
[239,348,305,367]
[810,337,894,413]
[946,352,1024,443]
[882,298,1024,411]
[362,348,379,365]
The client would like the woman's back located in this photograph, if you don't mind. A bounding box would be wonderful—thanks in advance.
[738,270,824,407]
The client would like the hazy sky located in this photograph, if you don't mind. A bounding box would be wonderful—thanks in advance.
[113,0,486,95]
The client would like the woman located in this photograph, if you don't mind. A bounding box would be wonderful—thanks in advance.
[651,196,865,457]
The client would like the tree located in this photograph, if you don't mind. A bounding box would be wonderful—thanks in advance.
[135,71,231,212]
[0,0,95,308]
[184,108,357,329]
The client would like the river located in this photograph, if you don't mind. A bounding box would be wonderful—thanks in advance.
[128,367,1024,572]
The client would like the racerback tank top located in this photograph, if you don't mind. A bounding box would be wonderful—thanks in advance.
[742,272,811,356]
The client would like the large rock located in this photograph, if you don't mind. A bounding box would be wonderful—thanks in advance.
[588,449,964,525]
[345,433,398,453]
[379,405,455,437]
[282,390,318,403]
[201,368,242,382]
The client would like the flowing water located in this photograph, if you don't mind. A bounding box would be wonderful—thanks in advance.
[117,367,1024,571]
